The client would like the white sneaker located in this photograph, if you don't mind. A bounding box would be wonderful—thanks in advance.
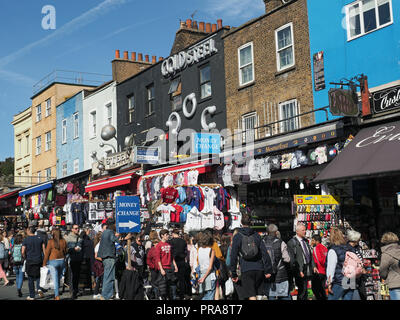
[93,294,101,299]
[26,297,35,300]
[115,293,120,300]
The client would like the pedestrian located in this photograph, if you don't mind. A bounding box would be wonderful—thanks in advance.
[229,212,273,300]
[169,228,188,300]
[92,231,103,300]
[43,228,67,300]
[310,234,328,300]
[7,230,15,276]
[22,226,46,300]
[11,233,25,297]
[347,230,367,300]
[263,224,292,300]
[2,230,10,276]
[379,232,400,300]
[0,233,10,286]
[219,233,232,300]
[287,223,318,300]
[36,220,48,247]
[126,233,146,277]
[154,229,179,300]
[81,226,95,291]
[146,234,160,299]
[326,227,356,300]
[65,224,83,299]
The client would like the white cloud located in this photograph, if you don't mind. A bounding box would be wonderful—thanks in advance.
[206,0,265,20]
[0,0,132,68]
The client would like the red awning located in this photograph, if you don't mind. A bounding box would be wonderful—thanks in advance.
[0,189,21,200]
[85,169,139,193]
[141,160,212,179]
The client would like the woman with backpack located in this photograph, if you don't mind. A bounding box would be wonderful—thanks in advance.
[379,232,400,300]
[0,233,10,286]
[326,228,356,300]
[11,233,25,297]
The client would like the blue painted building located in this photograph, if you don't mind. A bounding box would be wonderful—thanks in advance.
[56,91,85,178]
[308,0,400,123]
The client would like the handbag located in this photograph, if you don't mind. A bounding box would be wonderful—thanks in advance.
[225,278,234,296]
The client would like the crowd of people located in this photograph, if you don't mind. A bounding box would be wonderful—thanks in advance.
[0,211,399,301]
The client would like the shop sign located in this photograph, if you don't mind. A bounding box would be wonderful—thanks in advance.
[115,196,141,233]
[192,132,221,154]
[161,38,218,78]
[104,150,133,171]
[372,85,400,114]
[313,51,325,91]
[328,88,359,117]
[133,146,160,165]
[294,195,340,205]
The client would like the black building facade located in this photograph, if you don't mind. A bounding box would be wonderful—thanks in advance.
[116,27,228,164]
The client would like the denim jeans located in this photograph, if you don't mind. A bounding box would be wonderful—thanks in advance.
[48,259,65,297]
[28,277,40,298]
[94,275,103,295]
[102,258,116,300]
[328,284,354,300]
[202,279,216,300]
[389,288,400,300]
[13,265,24,290]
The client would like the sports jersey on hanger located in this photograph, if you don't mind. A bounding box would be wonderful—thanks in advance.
[230,212,242,230]
[184,207,202,233]
[161,187,178,204]
[213,206,224,230]
[200,211,215,229]
[222,164,234,187]
[200,187,216,213]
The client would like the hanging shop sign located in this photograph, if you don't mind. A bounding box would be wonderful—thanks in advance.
[294,194,340,205]
[104,150,133,171]
[328,88,359,117]
[161,38,218,78]
[313,51,325,91]
[115,196,141,233]
[133,146,160,165]
[192,132,221,154]
[372,85,400,114]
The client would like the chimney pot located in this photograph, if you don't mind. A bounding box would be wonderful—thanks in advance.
[199,22,205,32]
[212,24,217,32]
[205,23,211,33]
[138,53,143,61]
[145,54,149,62]
[123,51,129,60]
[186,19,192,28]
[217,19,223,29]
[131,52,136,61]
[159,57,163,61]
[115,50,120,59]
[152,56,157,63]
[193,21,198,29]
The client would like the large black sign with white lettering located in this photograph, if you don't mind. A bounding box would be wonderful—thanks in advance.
[373,85,400,114]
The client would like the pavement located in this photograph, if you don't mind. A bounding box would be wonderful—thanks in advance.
[0,273,96,301]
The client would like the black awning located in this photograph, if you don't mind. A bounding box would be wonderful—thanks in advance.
[314,119,400,182]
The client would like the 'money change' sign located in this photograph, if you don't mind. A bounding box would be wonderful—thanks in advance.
[115,196,141,233]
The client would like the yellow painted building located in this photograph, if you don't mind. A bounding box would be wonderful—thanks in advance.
[11,106,32,187]
[31,83,95,185]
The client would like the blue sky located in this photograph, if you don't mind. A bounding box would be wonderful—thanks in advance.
[0,0,265,161]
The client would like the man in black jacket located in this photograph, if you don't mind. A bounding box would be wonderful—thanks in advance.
[168,228,188,300]
[230,212,272,300]
[287,223,318,300]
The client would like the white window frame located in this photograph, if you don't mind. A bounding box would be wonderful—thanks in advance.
[62,119,67,144]
[37,171,42,184]
[105,102,112,126]
[199,65,212,99]
[25,134,30,156]
[45,98,51,117]
[345,0,393,41]
[45,168,51,181]
[90,110,97,138]
[73,159,79,174]
[17,138,22,159]
[238,42,255,86]
[45,131,51,151]
[279,99,299,133]
[241,111,259,143]
[128,95,135,123]
[36,136,41,155]
[275,22,295,72]
[73,112,79,139]
[36,105,42,122]
[62,162,67,177]
[147,84,155,115]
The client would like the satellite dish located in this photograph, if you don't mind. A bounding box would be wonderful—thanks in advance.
[101,125,116,141]
[124,134,135,148]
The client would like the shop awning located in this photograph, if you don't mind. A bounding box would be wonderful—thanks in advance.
[85,169,140,193]
[140,160,213,179]
[0,189,21,200]
[314,119,400,183]
[19,181,53,197]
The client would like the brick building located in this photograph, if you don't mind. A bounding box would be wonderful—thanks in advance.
[223,0,315,145]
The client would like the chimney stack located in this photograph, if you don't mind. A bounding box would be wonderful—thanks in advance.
[115,50,120,59]
[138,53,143,61]
[212,24,217,32]
[123,51,129,60]
[217,19,223,29]
[131,52,136,61]
[186,19,192,28]
[152,56,157,63]
[205,23,211,33]
[145,54,149,62]
[159,57,163,61]
[199,22,205,32]
[192,20,198,29]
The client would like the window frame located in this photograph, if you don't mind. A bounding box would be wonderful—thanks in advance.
[62,161,67,178]
[345,0,393,41]
[73,112,79,139]
[278,99,299,133]
[241,111,259,143]
[199,65,212,99]
[73,159,79,174]
[62,119,67,144]
[45,131,51,151]
[45,168,51,181]
[238,42,255,86]
[45,98,51,117]
[25,134,30,156]
[105,102,112,126]
[17,138,22,159]
[37,171,42,184]
[147,84,155,115]
[36,105,42,122]
[275,22,295,72]
[36,136,41,155]
[90,110,97,138]
[128,95,135,123]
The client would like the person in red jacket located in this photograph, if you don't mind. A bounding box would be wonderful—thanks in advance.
[146,238,160,299]
[154,229,178,299]
[311,234,328,300]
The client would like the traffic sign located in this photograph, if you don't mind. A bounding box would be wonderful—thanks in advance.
[115,196,141,233]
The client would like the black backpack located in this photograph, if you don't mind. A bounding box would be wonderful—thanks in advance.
[240,233,259,260]
[263,237,282,274]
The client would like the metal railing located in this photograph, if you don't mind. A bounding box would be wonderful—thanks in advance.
[33,70,111,95]
[0,175,57,189]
